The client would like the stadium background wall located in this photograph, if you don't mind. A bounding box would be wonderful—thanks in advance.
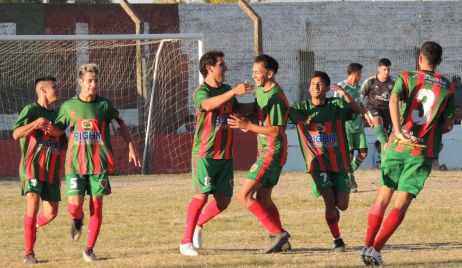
[1,2,462,175]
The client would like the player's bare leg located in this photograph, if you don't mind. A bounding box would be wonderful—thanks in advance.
[68,195,85,241]
[238,180,289,253]
[193,194,231,249]
[321,188,347,252]
[256,187,291,251]
[180,193,208,256]
[36,200,58,228]
[24,192,40,264]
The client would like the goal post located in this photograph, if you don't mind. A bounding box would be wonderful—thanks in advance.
[0,33,204,176]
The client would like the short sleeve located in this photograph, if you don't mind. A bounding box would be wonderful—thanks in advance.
[13,105,33,130]
[193,86,209,110]
[443,86,456,119]
[391,73,407,100]
[54,103,69,130]
[106,100,120,121]
[268,95,288,126]
[288,102,306,123]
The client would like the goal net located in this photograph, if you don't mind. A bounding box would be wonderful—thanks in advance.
[0,34,203,176]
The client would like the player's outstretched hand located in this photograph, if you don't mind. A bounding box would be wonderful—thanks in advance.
[128,147,141,167]
[331,84,345,96]
[233,82,255,96]
[227,114,250,132]
[395,131,418,144]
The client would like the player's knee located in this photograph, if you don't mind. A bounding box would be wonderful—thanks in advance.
[337,203,349,211]
[236,191,251,207]
[216,199,230,210]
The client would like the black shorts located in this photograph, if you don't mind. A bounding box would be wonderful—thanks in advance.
[367,107,392,134]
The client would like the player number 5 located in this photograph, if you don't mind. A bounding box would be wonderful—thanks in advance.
[69,177,77,189]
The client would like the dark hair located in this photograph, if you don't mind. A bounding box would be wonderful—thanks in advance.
[420,41,442,67]
[378,58,391,67]
[347,63,363,75]
[255,54,279,74]
[311,71,331,87]
[452,74,461,83]
[35,76,56,86]
[199,50,224,77]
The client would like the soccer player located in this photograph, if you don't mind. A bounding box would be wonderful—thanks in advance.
[289,71,361,252]
[179,51,254,256]
[52,63,141,262]
[13,76,66,264]
[335,63,367,192]
[361,41,455,266]
[361,58,395,146]
[228,54,291,254]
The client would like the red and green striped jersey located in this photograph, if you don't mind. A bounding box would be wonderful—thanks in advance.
[289,98,353,173]
[192,83,238,159]
[14,102,66,184]
[392,70,455,158]
[254,85,289,166]
[55,95,119,175]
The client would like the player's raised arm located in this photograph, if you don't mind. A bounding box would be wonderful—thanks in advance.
[332,84,361,114]
[200,82,253,111]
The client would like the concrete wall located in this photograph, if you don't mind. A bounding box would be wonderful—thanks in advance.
[179,2,462,104]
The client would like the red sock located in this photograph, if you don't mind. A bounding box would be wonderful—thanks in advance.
[365,204,386,247]
[182,198,206,244]
[373,208,405,251]
[86,198,103,249]
[247,201,282,235]
[36,213,50,228]
[24,215,37,255]
[326,211,340,239]
[68,204,83,220]
[266,203,283,230]
[197,200,227,227]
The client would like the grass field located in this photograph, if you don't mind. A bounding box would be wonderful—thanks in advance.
[1,170,462,267]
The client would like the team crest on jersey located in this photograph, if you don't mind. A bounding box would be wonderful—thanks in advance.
[250,164,259,172]
[99,179,107,188]
[315,123,326,133]
[81,119,95,131]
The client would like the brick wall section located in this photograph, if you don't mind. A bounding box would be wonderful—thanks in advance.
[0,4,44,35]
[179,2,462,104]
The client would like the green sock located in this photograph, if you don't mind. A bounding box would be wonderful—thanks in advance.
[351,156,364,171]
[375,125,388,145]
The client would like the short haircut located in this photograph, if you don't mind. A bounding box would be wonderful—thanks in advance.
[420,41,443,67]
[35,76,56,87]
[79,63,100,78]
[311,71,331,87]
[255,54,279,74]
[378,58,391,67]
[199,50,224,77]
[347,63,363,75]
[452,74,461,83]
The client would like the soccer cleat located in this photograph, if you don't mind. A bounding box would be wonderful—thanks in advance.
[180,243,199,256]
[361,246,372,265]
[269,234,292,252]
[332,238,346,252]
[192,226,203,249]
[71,213,84,241]
[23,252,38,265]
[83,248,98,262]
[347,173,358,193]
[262,231,290,254]
[368,248,384,266]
